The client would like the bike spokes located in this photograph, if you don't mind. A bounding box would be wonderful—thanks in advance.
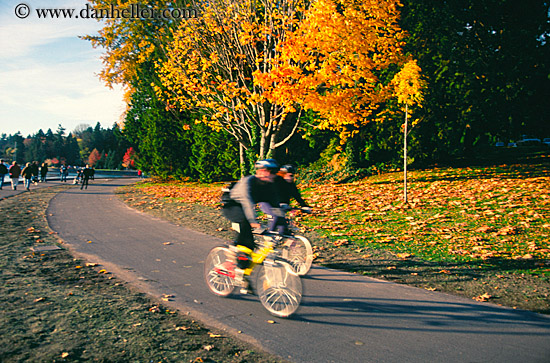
[257,261,302,317]
[204,247,236,297]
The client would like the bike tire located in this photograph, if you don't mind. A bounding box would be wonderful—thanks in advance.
[256,259,302,318]
[281,235,313,276]
[204,246,236,297]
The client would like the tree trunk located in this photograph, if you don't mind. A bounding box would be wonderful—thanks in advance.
[403,104,408,203]
[239,144,245,178]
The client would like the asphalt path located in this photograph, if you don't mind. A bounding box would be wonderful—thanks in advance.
[46,178,550,363]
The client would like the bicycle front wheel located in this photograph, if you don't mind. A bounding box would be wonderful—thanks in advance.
[256,259,302,318]
[204,246,236,297]
[281,235,313,275]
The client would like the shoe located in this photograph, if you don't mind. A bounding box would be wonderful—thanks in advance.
[240,276,254,295]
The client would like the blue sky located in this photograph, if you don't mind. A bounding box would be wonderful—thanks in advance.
[0,0,125,137]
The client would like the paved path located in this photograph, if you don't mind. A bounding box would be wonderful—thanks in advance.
[47,179,550,363]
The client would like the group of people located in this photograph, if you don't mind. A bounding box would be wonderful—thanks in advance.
[222,159,311,287]
[0,160,49,191]
[0,161,94,191]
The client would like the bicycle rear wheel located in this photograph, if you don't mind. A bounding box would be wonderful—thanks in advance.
[256,259,302,318]
[204,246,236,297]
[281,235,313,275]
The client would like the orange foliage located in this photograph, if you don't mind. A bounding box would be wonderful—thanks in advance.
[254,0,409,142]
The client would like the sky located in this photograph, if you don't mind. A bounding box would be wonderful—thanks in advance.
[0,0,126,137]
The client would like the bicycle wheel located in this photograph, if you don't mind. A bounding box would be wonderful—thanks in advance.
[281,235,313,276]
[256,259,302,318]
[204,246,236,297]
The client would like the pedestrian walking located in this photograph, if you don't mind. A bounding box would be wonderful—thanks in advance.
[31,161,39,185]
[8,161,21,190]
[0,159,8,190]
[40,162,49,182]
[80,165,93,190]
[60,165,68,182]
[21,162,33,191]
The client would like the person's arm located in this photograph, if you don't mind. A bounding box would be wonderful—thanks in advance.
[290,182,309,207]
[230,176,258,225]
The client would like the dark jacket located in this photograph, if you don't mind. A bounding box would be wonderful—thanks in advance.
[273,175,308,207]
[230,175,282,224]
[40,164,48,177]
[9,164,21,179]
[21,165,33,179]
[83,167,93,179]
[0,163,8,175]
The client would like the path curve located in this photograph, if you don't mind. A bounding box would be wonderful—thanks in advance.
[47,178,550,363]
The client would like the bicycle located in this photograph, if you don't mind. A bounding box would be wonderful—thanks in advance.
[253,206,314,276]
[204,230,303,318]
[279,207,314,275]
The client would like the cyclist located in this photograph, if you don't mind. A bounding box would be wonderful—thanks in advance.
[258,164,311,234]
[222,159,286,292]
[227,159,286,250]
[276,164,311,212]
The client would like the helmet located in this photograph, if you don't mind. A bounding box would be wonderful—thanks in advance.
[254,159,279,171]
[280,164,296,174]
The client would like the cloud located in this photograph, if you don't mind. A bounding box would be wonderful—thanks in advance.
[0,0,102,59]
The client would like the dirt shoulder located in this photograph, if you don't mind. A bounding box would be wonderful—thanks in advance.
[0,186,286,362]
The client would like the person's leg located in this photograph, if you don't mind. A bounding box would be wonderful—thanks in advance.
[11,177,17,190]
[236,220,255,250]
[0,174,4,189]
[261,203,288,235]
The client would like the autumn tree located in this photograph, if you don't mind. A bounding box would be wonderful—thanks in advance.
[254,0,409,143]
[156,0,310,166]
[84,0,193,100]
[390,59,424,202]
[122,147,137,169]
[88,148,102,167]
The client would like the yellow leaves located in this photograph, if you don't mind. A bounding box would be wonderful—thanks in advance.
[253,0,409,143]
[391,59,425,107]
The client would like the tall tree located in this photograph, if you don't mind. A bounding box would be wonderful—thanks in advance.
[255,0,409,143]
[156,0,310,162]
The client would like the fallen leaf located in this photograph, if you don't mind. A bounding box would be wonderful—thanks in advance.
[61,352,69,358]
[476,225,493,233]
[209,333,221,338]
[267,320,276,324]
[333,239,348,247]
[474,293,492,302]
